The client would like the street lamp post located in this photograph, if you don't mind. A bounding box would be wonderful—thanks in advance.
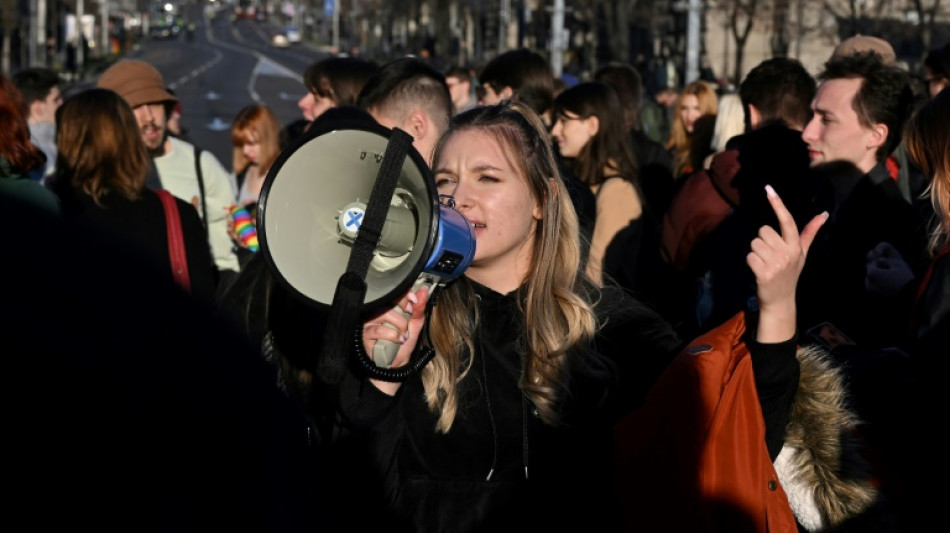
[37,0,47,66]
[499,0,509,54]
[685,0,701,83]
[77,0,84,70]
[550,0,564,77]
[332,0,339,53]
[101,0,109,57]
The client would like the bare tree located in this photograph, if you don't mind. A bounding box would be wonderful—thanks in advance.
[572,0,597,76]
[710,0,760,86]
[771,0,791,56]
[1,0,17,74]
[909,0,944,63]
[600,0,638,64]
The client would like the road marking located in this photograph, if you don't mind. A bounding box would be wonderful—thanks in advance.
[201,9,303,104]
[279,90,306,101]
[206,117,231,131]
[167,49,223,91]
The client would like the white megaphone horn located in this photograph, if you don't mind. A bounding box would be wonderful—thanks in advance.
[257,113,475,383]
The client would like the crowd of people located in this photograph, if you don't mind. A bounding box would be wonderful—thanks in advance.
[3,33,948,531]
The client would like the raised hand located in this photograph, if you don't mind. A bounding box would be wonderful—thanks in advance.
[747,185,828,343]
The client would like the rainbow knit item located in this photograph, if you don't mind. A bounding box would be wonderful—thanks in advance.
[231,205,259,252]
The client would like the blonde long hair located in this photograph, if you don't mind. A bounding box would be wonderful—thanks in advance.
[666,81,718,178]
[423,101,604,432]
[710,93,746,153]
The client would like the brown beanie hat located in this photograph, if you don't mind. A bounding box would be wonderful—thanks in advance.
[832,35,897,65]
[97,59,177,109]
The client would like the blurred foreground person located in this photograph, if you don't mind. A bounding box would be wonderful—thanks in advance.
[2,190,327,532]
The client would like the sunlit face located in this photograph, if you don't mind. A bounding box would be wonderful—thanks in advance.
[298,90,335,122]
[801,77,879,173]
[550,110,597,158]
[242,140,261,163]
[434,129,542,281]
[132,102,167,151]
[478,83,504,106]
[679,94,702,133]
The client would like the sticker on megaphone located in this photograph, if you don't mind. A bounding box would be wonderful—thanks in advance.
[338,192,475,367]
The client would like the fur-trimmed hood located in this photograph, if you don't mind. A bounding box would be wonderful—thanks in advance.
[777,345,901,532]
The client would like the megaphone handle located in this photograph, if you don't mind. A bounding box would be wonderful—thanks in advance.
[372,276,441,368]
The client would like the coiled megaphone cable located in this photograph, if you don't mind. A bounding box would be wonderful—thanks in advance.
[352,314,437,382]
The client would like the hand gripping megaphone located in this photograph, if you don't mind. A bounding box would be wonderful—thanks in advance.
[257,112,474,383]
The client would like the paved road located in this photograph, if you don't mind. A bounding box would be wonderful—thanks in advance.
[75,3,329,172]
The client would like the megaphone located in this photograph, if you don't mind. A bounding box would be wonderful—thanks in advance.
[257,115,475,377]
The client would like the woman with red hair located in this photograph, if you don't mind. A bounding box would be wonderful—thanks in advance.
[0,74,59,213]
[231,103,282,207]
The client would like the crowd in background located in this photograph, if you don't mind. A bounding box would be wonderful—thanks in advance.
[2,32,949,532]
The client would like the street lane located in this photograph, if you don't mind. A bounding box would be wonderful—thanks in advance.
[116,4,327,173]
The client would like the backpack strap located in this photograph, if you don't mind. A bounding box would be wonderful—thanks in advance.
[156,189,192,293]
[194,145,209,241]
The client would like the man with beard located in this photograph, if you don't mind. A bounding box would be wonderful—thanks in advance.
[98,60,240,295]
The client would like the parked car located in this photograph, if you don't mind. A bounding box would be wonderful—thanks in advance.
[149,23,180,40]
[284,26,301,44]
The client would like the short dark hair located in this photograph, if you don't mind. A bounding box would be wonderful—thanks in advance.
[356,57,452,137]
[593,62,644,131]
[819,51,914,161]
[444,65,472,83]
[303,56,378,107]
[478,48,554,115]
[923,43,950,79]
[11,67,61,104]
[739,57,816,130]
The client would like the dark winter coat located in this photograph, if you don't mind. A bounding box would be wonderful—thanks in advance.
[319,280,797,532]
[53,186,216,303]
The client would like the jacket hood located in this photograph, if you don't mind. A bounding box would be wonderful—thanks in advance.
[777,345,902,532]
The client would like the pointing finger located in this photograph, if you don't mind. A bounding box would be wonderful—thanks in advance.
[764,185,798,246]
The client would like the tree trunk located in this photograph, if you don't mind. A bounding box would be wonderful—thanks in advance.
[599,0,614,65]
[613,0,633,64]
[1,34,9,75]
[1,0,17,75]
[771,0,791,57]
[730,0,756,87]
